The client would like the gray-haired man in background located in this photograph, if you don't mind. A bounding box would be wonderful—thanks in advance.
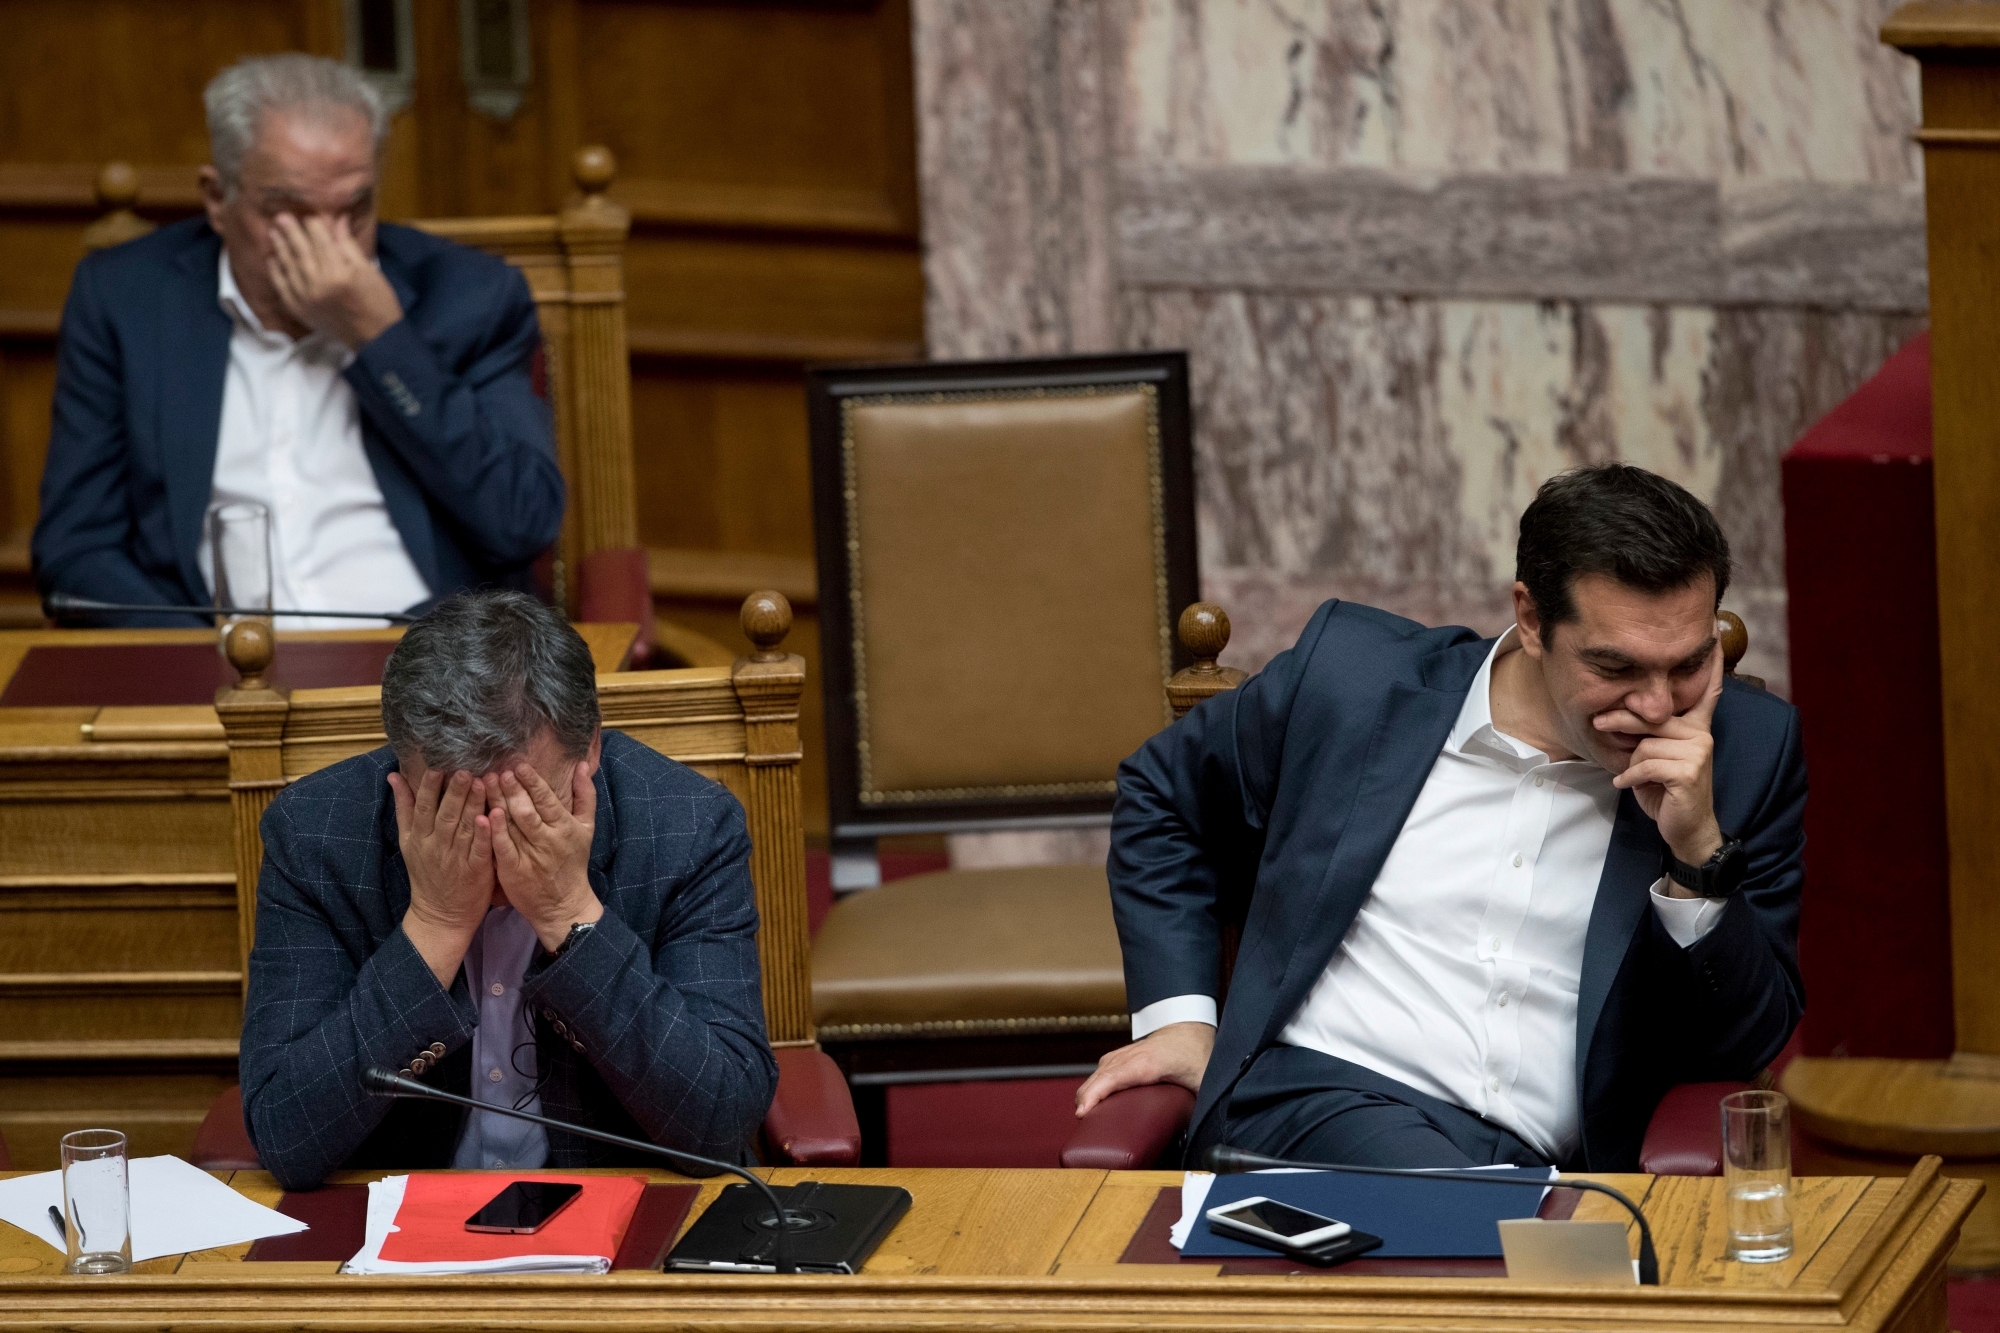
[239,592,776,1189]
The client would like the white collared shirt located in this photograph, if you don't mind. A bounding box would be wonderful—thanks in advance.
[450,906,550,1171]
[1132,628,1725,1161]
[202,254,429,629]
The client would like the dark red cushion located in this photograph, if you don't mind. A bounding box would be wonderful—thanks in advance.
[191,1086,264,1172]
[1639,1081,1749,1176]
[1060,1083,1194,1170]
[575,546,656,668]
[764,1047,862,1167]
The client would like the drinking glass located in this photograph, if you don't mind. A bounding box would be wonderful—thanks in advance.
[1722,1089,1793,1262]
[61,1129,132,1275]
[206,500,273,646]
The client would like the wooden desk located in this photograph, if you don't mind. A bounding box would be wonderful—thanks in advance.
[0,626,637,1169]
[0,1163,1979,1331]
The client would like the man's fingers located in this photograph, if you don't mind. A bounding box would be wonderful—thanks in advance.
[451,777,486,855]
[499,769,545,832]
[571,762,597,827]
[1686,632,1727,730]
[388,772,414,841]
[486,803,519,867]
[436,769,472,832]
[412,767,444,837]
[514,763,569,824]
[1613,758,1685,791]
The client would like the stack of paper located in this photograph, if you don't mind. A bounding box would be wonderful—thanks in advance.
[343,1175,639,1276]
[0,1155,308,1260]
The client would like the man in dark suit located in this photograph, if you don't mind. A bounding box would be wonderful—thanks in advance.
[33,53,561,627]
[239,591,776,1190]
[1077,465,1804,1172]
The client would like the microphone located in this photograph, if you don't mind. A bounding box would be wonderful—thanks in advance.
[1204,1143,1658,1285]
[362,1065,810,1273]
[44,591,416,624]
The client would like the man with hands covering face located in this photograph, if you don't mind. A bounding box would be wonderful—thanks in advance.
[239,592,776,1190]
[1084,465,1803,1172]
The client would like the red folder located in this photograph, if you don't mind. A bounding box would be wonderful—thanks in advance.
[378,1174,645,1264]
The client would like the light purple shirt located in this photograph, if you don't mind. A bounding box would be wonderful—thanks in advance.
[450,906,549,1170]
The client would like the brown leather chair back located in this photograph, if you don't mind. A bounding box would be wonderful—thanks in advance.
[807,353,1199,841]
[212,595,816,1048]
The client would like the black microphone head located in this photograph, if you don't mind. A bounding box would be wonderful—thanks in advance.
[361,1065,405,1096]
[1204,1143,1257,1174]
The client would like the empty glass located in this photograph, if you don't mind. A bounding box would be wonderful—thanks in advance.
[206,500,273,649]
[1722,1089,1793,1262]
[61,1129,132,1275]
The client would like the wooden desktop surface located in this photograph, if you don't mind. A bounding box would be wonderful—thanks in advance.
[0,1163,1977,1332]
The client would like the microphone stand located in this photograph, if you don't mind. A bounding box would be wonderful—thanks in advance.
[363,1065,808,1273]
[44,592,416,624]
[1205,1144,1659,1285]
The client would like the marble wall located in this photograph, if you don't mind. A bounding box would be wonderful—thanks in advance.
[913,0,1929,696]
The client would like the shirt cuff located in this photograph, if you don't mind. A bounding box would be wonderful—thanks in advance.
[1649,877,1729,948]
[1132,994,1217,1040]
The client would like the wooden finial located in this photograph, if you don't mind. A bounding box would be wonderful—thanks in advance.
[82,161,155,253]
[224,619,275,690]
[96,161,139,211]
[1167,602,1248,721]
[741,590,793,662]
[1718,609,1749,674]
[573,145,615,196]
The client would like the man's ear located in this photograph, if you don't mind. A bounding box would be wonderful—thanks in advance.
[580,727,603,779]
[1512,582,1546,660]
[197,166,229,233]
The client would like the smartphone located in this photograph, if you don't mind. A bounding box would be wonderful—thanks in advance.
[1206,1196,1353,1250]
[464,1180,584,1234]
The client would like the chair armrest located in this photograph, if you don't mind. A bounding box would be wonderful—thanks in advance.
[1640,1081,1751,1176]
[576,546,657,668]
[191,1086,264,1172]
[763,1048,862,1167]
[1059,1084,1195,1170]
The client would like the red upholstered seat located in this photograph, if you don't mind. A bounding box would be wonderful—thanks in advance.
[575,546,657,668]
[190,1046,863,1173]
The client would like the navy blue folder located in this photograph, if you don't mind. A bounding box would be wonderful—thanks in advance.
[1183,1169,1552,1259]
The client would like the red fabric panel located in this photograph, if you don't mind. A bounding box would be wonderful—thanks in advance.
[0,641,396,707]
[886,1076,1088,1168]
[1060,1083,1193,1170]
[191,1086,261,1172]
[575,546,655,668]
[378,1172,643,1263]
[764,1047,862,1166]
[1781,332,1954,1059]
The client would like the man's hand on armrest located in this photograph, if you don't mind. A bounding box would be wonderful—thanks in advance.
[1074,1022,1215,1117]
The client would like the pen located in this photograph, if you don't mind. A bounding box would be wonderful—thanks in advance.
[47,1205,65,1244]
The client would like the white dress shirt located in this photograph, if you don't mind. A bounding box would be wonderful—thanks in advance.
[450,906,550,1170]
[1131,628,1726,1162]
[201,254,430,629]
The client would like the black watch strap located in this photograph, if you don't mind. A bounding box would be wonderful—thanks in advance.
[1665,834,1747,898]
[555,920,597,956]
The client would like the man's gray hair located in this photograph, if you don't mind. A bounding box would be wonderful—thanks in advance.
[381,591,600,774]
[204,54,387,193]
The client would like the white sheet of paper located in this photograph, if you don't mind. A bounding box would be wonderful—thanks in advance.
[0,1155,307,1262]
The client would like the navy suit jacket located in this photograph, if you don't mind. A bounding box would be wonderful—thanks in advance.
[238,731,778,1191]
[1111,600,1807,1171]
[32,217,564,624]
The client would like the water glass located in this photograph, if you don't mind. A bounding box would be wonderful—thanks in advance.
[61,1129,132,1275]
[1721,1089,1793,1262]
[206,499,273,638]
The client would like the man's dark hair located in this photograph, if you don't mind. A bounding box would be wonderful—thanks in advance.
[1515,464,1731,645]
[381,590,599,772]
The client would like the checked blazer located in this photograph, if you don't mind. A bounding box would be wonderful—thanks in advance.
[238,730,778,1190]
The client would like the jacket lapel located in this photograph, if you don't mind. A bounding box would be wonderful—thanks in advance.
[1574,791,1664,1093]
[162,230,232,600]
[357,237,441,591]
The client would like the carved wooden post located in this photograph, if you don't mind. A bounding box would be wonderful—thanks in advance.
[559,146,640,571]
[213,622,289,989]
[731,590,814,1047]
[1166,603,1247,721]
[82,162,154,253]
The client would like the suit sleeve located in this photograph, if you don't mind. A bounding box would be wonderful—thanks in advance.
[31,256,205,622]
[1109,601,1333,1014]
[238,808,479,1191]
[522,792,777,1165]
[1658,703,1808,1080]
[344,264,564,569]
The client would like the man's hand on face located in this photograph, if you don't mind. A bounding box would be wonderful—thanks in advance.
[266,213,402,349]
[1601,632,1727,885]
[485,760,603,952]
[388,769,496,986]
[1074,1021,1215,1118]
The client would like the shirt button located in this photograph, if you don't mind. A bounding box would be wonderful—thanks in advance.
[1490,937,1502,952]
[488,1068,504,1083]
[1512,852,1523,868]
[1497,994,1509,1007]
[1534,777,1545,788]
[490,983,505,997]
[1490,1077,1501,1092]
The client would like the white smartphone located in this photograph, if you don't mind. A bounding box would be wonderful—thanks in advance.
[1206,1196,1353,1250]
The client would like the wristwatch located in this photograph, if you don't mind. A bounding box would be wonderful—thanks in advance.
[1665,834,1747,898]
[554,920,597,957]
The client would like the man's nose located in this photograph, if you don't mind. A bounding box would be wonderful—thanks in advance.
[1627,680,1674,724]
